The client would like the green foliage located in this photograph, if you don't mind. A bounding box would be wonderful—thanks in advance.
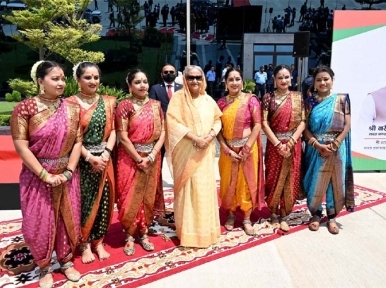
[9,90,22,102]
[5,93,13,102]
[8,78,38,98]
[3,0,104,63]
[0,115,11,126]
[62,77,79,97]
[99,84,125,99]
[243,79,256,93]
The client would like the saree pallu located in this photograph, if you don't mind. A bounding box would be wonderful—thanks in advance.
[10,98,82,268]
[115,99,163,236]
[218,94,264,213]
[67,95,116,245]
[263,91,305,217]
[303,94,354,216]
[166,90,222,248]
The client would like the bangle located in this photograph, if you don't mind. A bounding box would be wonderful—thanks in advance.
[312,140,318,148]
[65,167,73,174]
[290,136,297,144]
[85,151,91,162]
[148,153,155,163]
[105,147,112,155]
[335,138,341,144]
[209,130,216,138]
[330,143,337,152]
[274,140,281,147]
[63,170,72,181]
[39,168,47,180]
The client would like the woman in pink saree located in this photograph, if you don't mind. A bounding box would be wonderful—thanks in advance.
[10,61,82,288]
[262,65,306,232]
[115,69,165,256]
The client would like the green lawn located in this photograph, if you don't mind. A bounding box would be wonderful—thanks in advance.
[0,102,18,115]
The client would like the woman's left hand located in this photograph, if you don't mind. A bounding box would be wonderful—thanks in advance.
[137,157,151,173]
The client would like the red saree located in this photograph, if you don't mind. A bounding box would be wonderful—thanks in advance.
[262,91,305,217]
[115,99,163,236]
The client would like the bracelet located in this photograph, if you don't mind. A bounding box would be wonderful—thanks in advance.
[308,137,316,145]
[312,140,318,148]
[274,140,281,147]
[39,168,47,180]
[63,170,72,181]
[65,167,73,174]
[85,151,91,162]
[147,153,155,163]
[105,147,113,155]
[290,136,297,144]
[334,138,342,144]
[209,130,216,138]
[330,143,337,152]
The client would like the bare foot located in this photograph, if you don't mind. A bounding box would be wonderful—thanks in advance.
[94,244,110,260]
[81,243,95,264]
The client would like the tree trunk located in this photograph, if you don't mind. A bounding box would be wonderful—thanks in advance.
[39,46,44,60]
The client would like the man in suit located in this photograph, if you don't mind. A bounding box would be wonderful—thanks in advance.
[149,63,182,212]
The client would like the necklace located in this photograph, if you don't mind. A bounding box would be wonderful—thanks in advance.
[38,95,59,103]
[274,91,289,105]
[226,93,243,104]
[37,96,60,112]
[131,96,149,106]
[315,93,331,103]
[78,92,99,104]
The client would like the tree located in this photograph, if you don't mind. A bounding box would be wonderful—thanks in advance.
[355,0,386,9]
[3,0,104,63]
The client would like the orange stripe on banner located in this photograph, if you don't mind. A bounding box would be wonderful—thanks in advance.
[333,10,386,30]
[352,151,378,159]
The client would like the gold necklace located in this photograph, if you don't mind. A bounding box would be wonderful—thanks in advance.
[226,93,243,104]
[274,91,289,104]
[37,96,60,112]
[78,92,99,104]
[315,93,331,103]
[131,96,149,106]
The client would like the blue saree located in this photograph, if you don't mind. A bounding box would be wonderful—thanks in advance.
[303,93,354,216]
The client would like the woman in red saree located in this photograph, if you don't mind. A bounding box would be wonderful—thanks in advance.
[217,68,264,236]
[66,62,116,263]
[10,61,82,288]
[115,69,165,255]
[262,64,306,232]
[165,65,222,248]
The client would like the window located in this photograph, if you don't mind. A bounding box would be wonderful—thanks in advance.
[253,45,275,52]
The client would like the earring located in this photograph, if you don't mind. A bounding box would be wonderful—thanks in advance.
[289,83,292,87]
[314,87,317,92]
[225,86,228,91]
[39,85,45,95]
[274,82,277,89]
[78,85,81,92]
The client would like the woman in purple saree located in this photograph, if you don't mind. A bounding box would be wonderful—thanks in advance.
[10,61,83,288]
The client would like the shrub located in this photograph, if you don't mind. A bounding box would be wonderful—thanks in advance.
[11,90,21,102]
[5,92,13,102]
[0,115,11,126]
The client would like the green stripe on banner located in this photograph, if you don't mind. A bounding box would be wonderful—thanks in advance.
[333,25,386,42]
[353,157,386,171]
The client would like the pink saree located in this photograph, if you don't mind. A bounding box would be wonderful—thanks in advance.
[10,98,82,268]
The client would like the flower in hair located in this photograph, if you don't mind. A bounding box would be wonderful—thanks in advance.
[30,60,45,84]
[72,61,87,79]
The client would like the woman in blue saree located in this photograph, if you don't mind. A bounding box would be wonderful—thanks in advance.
[303,66,354,234]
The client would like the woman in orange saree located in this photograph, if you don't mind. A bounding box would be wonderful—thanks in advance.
[115,69,165,256]
[262,65,306,232]
[11,61,82,288]
[66,62,116,263]
[165,65,222,248]
[217,68,264,236]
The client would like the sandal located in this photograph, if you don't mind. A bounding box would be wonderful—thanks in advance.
[308,215,321,231]
[139,234,155,251]
[224,214,236,231]
[39,267,54,288]
[242,219,256,236]
[279,220,290,232]
[60,261,81,282]
[123,235,136,256]
[327,218,339,235]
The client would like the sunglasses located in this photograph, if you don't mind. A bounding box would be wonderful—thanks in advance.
[163,70,175,74]
[186,75,203,81]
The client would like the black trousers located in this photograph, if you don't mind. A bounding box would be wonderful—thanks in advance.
[255,83,266,98]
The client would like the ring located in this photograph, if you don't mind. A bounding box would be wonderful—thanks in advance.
[46,184,50,187]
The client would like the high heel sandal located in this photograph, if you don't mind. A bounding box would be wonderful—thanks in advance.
[242,219,256,236]
[60,261,81,282]
[39,267,54,288]
[123,235,136,256]
[138,234,155,251]
[224,214,236,231]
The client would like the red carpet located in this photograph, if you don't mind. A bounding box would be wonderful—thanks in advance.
[1,185,386,287]
[0,135,21,183]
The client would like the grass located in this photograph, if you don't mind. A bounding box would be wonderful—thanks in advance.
[0,102,18,115]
